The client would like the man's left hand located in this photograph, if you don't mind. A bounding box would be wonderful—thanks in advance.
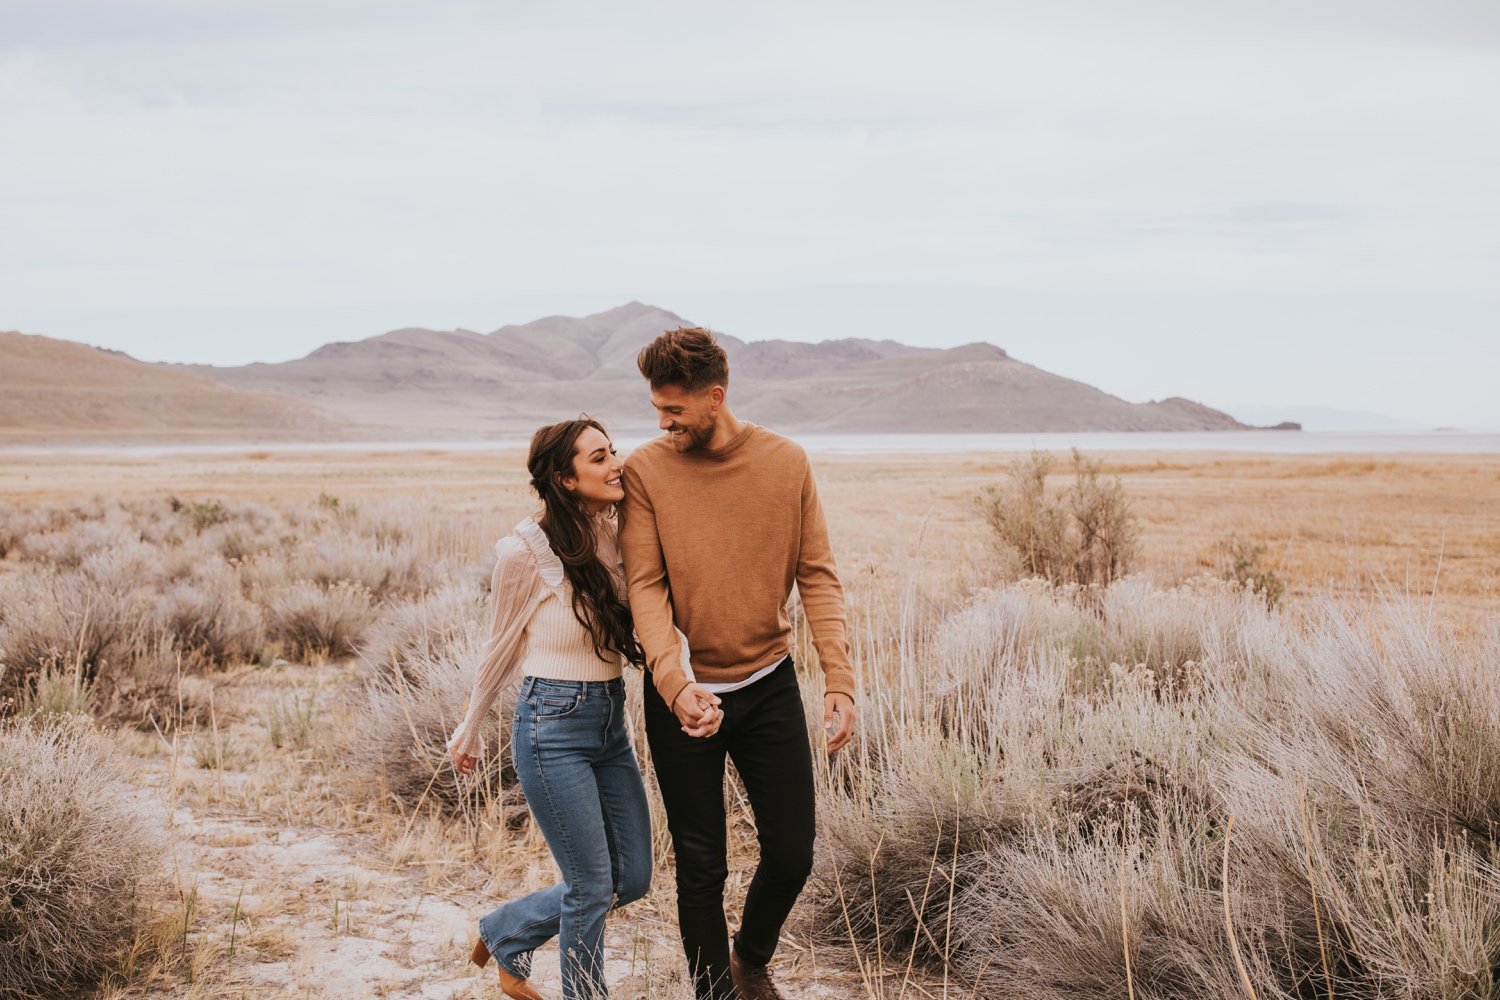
[823,692,855,753]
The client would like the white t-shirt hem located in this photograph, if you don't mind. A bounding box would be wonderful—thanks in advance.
[682,653,787,695]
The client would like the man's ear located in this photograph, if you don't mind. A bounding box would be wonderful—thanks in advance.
[707,385,726,408]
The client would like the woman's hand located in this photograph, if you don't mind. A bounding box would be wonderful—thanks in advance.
[672,682,723,738]
[450,746,478,775]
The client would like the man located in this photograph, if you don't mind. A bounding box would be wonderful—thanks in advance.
[620,327,857,1000]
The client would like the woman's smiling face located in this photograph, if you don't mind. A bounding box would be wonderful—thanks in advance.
[562,426,624,512]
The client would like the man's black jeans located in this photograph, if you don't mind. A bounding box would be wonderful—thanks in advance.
[644,658,816,1000]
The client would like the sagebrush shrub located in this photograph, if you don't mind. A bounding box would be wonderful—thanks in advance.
[347,631,523,822]
[1218,536,1287,609]
[0,496,488,711]
[284,536,434,600]
[807,580,1500,1000]
[15,517,133,569]
[981,450,1138,588]
[0,717,165,999]
[359,582,488,682]
[18,664,93,720]
[263,579,376,662]
[157,565,264,669]
[0,564,155,714]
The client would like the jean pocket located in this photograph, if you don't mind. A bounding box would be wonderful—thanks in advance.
[530,692,582,720]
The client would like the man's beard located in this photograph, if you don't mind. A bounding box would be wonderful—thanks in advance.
[672,420,715,452]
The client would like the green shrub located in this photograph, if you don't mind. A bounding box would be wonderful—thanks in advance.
[1218,536,1287,609]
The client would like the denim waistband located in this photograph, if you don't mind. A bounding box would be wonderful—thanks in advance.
[519,675,625,697]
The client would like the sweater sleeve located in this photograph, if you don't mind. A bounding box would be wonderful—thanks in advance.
[795,459,856,699]
[620,462,692,711]
[447,537,544,759]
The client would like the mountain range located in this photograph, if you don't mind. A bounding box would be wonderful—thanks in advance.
[172,302,1255,437]
[2,302,1268,443]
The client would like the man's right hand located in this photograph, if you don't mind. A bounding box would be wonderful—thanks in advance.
[672,682,723,738]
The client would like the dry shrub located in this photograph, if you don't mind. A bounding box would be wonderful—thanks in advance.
[929,576,1268,698]
[94,635,204,730]
[0,497,486,699]
[156,564,264,669]
[1218,536,1287,609]
[346,630,524,823]
[982,449,1138,588]
[19,664,94,720]
[807,580,1500,999]
[359,582,488,681]
[0,717,165,999]
[290,536,436,600]
[0,562,155,714]
[263,579,376,662]
[263,690,319,750]
[952,817,1264,999]
[11,511,139,569]
[0,501,45,559]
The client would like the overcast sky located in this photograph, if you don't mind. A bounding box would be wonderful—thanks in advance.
[4,0,1498,428]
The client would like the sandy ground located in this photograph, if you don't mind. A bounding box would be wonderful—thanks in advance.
[109,665,871,1000]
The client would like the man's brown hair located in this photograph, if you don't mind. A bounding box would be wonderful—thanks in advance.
[636,327,730,392]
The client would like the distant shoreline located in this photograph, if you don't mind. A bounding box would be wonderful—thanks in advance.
[3,430,1498,458]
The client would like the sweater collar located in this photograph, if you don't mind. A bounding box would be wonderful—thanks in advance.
[695,422,757,460]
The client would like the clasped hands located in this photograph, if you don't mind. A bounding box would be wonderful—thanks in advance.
[671,683,856,752]
[671,682,724,738]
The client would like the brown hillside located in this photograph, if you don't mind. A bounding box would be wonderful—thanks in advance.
[0,332,354,443]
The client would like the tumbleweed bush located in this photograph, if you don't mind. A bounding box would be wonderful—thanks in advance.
[0,717,165,1000]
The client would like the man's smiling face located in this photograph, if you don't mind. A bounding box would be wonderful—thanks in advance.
[650,383,721,453]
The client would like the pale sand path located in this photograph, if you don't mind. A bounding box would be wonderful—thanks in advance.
[118,666,868,1000]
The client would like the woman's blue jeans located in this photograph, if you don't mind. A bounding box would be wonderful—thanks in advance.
[479,676,651,1000]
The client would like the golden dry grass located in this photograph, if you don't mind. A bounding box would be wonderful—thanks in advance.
[6,446,1495,618]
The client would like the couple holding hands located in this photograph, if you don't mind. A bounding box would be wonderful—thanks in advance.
[447,327,857,1000]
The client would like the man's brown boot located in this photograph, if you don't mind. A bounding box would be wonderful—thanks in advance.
[730,944,785,1000]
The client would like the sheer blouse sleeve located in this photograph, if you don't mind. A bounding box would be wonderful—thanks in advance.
[447,536,545,759]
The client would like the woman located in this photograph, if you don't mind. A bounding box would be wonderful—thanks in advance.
[449,418,716,1000]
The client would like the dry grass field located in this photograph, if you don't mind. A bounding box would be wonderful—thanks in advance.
[5,447,1496,617]
[1,445,1497,1000]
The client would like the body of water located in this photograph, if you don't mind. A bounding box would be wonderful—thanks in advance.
[4,431,1500,457]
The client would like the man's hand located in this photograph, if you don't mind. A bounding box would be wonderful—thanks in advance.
[824,692,855,753]
[672,682,723,738]
[450,746,477,775]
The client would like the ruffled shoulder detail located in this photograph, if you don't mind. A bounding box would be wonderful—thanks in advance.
[510,518,566,596]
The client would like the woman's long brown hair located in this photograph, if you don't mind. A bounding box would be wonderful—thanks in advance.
[526,418,644,666]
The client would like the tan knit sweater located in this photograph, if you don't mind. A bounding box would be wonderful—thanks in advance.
[620,423,855,711]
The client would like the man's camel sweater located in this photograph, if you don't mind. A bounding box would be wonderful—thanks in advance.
[620,423,855,710]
